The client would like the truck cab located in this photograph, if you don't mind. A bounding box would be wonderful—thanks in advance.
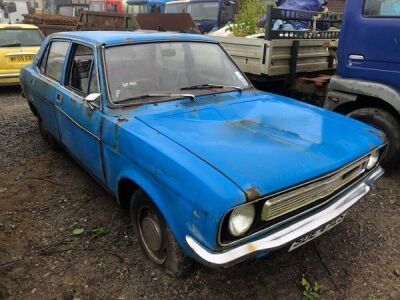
[0,0,30,23]
[44,0,90,17]
[126,0,168,15]
[89,0,124,13]
[165,0,236,33]
[325,0,400,165]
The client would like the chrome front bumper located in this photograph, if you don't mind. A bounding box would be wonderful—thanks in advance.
[186,167,384,267]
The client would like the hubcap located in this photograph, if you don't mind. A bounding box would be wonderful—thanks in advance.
[138,207,166,264]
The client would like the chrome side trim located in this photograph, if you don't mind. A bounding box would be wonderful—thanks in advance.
[187,167,384,268]
[55,106,100,141]
[0,73,19,78]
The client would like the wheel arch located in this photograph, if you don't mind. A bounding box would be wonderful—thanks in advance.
[116,173,184,244]
[334,95,400,122]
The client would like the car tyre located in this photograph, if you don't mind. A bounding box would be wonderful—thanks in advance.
[130,189,192,277]
[347,108,400,167]
[38,119,60,151]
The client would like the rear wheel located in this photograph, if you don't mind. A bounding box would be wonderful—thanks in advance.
[347,108,400,166]
[130,190,192,277]
[38,119,60,151]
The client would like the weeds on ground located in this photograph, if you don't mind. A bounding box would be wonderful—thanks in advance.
[368,293,382,300]
[301,276,322,300]
[227,0,266,36]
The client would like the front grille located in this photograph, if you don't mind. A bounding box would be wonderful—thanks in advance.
[261,157,369,221]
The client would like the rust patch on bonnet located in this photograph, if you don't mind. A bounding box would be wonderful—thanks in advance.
[245,186,261,202]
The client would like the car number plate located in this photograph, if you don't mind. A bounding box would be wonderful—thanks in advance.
[9,55,34,62]
[288,212,347,252]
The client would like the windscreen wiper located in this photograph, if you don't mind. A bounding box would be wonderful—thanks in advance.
[180,83,243,91]
[116,93,196,104]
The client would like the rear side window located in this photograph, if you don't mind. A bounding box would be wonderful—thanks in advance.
[44,41,69,82]
[364,0,400,17]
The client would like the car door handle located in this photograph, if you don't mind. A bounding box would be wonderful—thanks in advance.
[55,93,63,104]
[349,54,364,61]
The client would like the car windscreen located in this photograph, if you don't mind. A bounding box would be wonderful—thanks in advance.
[0,29,43,47]
[104,42,250,103]
[187,2,219,21]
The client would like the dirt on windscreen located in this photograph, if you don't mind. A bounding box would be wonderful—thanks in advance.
[0,86,399,300]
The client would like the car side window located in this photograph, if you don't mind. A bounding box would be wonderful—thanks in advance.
[45,41,69,82]
[364,0,400,17]
[68,44,96,95]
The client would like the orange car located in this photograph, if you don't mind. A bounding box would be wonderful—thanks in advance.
[0,24,44,85]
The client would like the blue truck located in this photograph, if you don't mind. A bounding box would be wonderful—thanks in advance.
[165,0,236,33]
[214,1,400,166]
[126,0,169,15]
[324,0,400,166]
[20,31,385,275]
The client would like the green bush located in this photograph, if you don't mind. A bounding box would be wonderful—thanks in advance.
[228,0,268,37]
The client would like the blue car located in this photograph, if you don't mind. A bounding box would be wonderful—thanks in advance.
[21,31,386,275]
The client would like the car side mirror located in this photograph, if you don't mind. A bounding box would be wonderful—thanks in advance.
[84,93,101,109]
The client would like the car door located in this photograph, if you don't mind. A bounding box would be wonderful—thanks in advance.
[338,0,400,88]
[55,42,105,183]
[31,40,70,141]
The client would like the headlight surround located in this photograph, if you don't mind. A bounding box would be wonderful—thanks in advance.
[228,204,256,237]
[366,150,380,170]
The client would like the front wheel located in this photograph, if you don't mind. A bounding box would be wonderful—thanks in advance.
[130,190,192,277]
[347,108,400,167]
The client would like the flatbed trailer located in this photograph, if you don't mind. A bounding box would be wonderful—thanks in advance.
[213,5,342,103]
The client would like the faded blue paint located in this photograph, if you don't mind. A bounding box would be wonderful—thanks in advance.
[21,31,385,261]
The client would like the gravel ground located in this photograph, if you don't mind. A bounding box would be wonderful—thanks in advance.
[0,86,399,300]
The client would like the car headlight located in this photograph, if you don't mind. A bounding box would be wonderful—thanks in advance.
[228,204,255,237]
[366,150,379,170]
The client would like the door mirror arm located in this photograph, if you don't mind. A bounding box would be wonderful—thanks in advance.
[84,93,101,110]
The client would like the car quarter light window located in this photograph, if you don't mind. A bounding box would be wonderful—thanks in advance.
[44,41,69,82]
[68,44,98,95]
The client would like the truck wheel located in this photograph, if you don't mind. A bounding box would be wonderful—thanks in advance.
[347,108,400,166]
[38,119,60,151]
[130,190,192,277]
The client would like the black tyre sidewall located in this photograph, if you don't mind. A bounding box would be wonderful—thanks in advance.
[347,108,400,166]
[130,190,191,276]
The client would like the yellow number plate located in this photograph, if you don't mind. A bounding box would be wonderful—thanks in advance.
[9,55,34,63]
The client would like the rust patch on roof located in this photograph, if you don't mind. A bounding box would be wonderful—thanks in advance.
[245,186,261,202]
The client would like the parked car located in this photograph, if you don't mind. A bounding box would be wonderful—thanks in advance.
[21,31,386,275]
[0,24,44,86]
